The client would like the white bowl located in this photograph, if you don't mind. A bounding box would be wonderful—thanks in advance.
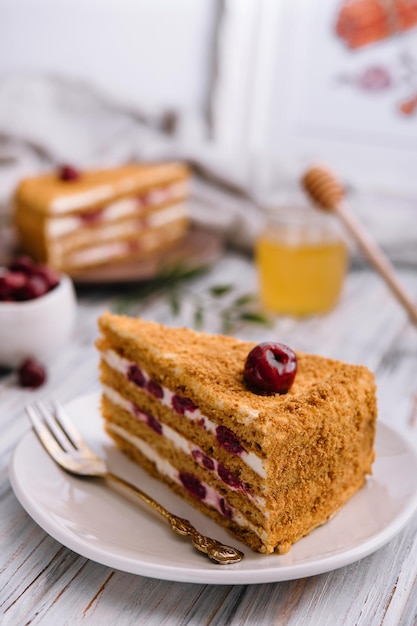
[0,274,77,368]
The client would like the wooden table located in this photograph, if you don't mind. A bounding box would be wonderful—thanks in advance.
[1,251,417,625]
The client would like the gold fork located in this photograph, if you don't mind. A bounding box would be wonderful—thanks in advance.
[26,401,244,565]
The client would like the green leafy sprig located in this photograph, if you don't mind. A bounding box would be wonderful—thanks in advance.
[112,264,272,334]
[112,263,207,315]
[205,286,272,334]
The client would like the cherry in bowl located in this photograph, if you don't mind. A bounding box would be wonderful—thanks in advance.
[0,256,60,302]
[0,258,76,368]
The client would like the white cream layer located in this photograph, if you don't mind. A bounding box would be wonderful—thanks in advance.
[103,384,265,507]
[47,197,138,238]
[50,177,187,214]
[102,348,266,478]
[107,421,268,543]
[65,226,179,267]
[50,204,187,252]
[52,184,115,214]
[149,204,187,228]
[47,182,187,238]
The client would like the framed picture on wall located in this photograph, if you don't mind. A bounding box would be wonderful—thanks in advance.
[212,0,417,196]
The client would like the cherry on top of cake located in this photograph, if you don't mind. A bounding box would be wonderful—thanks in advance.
[59,164,81,181]
[14,161,190,216]
[243,342,297,396]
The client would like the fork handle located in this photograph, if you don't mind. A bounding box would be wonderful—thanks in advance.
[104,472,244,564]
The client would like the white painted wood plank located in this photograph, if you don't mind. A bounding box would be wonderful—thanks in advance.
[1,254,417,625]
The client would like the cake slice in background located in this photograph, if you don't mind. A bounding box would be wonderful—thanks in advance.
[96,312,377,554]
[14,162,190,274]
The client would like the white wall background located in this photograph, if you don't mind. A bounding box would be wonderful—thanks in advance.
[1,0,416,200]
[0,0,219,118]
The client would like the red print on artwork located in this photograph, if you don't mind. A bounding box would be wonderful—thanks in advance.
[335,0,417,50]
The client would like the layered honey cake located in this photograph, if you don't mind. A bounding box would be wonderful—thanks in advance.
[96,312,377,554]
[14,162,190,273]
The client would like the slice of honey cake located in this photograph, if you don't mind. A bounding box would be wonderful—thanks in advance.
[96,312,377,554]
[14,162,190,273]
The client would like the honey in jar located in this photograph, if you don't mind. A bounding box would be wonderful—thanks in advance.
[256,206,348,316]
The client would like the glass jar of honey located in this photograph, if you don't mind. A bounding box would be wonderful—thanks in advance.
[255,204,348,316]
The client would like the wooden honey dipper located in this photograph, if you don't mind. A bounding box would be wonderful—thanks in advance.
[302,165,417,327]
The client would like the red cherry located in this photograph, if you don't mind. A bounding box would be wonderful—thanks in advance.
[78,209,103,225]
[172,394,198,415]
[59,164,81,181]
[31,264,60,290]
[16,275,49,301]
[127,364,146,388]
[146,379,164,399]
[216,425,244,454]
[179,472,206,501]
[17,358,47,388]
[2,258,61,301]
[0,272,27,300]
[243,342,297,395]
[7,256,36,274]
[137,192,152,206]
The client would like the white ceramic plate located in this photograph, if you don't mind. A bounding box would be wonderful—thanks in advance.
[9,392,417,584]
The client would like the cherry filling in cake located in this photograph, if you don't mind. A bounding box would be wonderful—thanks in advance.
[103,387,249,522]
[48,182,187,239]
[103,350,256,466]
[215,426,245,455]
[107,409,243,523]
[101,365,269,543]
[178,474,233,519]
[102,382,258,502]
[78,208,104,225]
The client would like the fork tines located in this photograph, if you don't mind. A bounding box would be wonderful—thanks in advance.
[26,401,95,457]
